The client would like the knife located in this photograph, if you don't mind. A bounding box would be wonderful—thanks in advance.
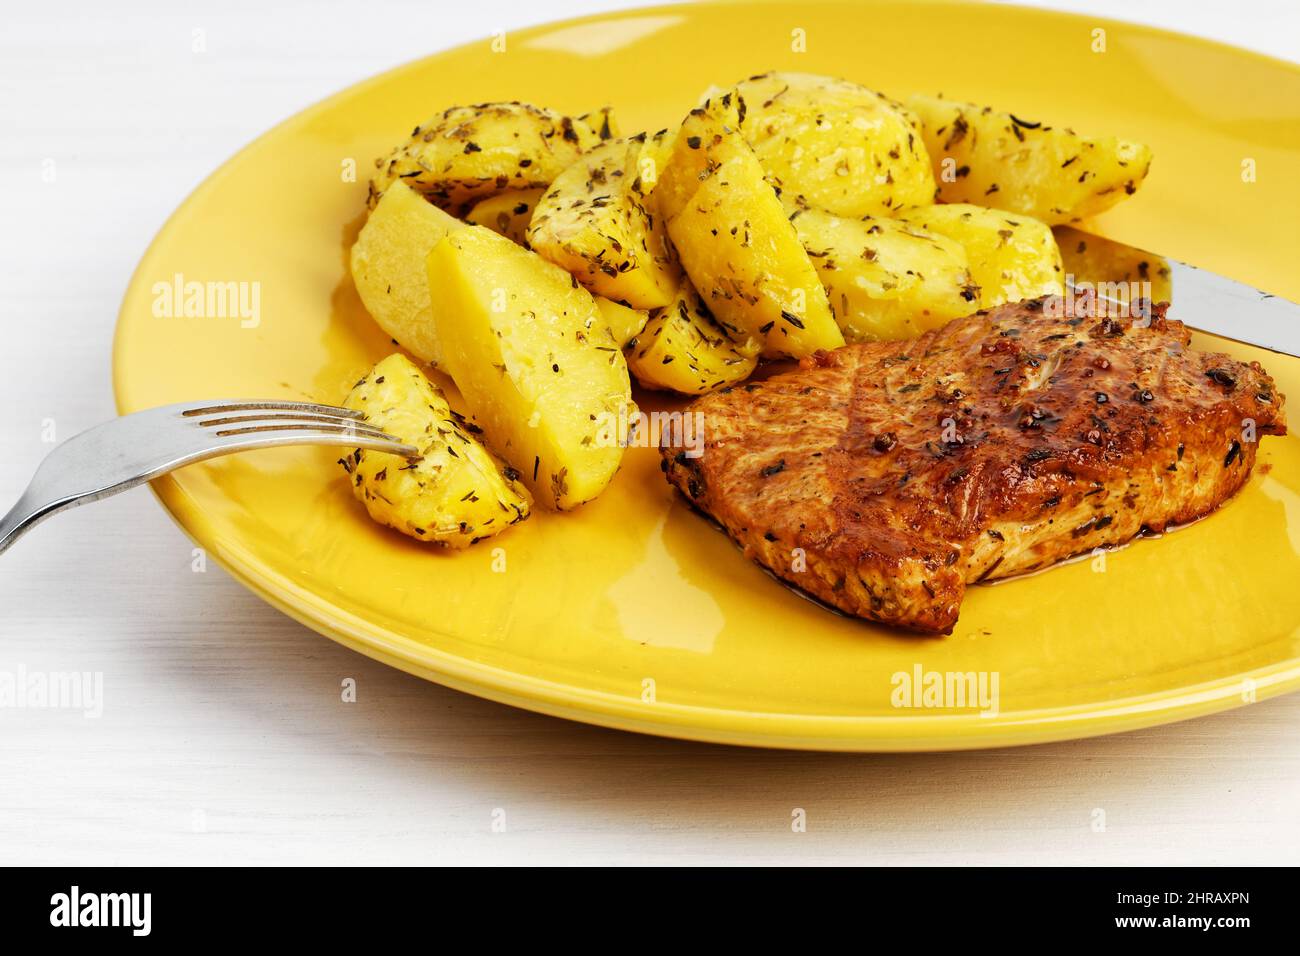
[1060,228,1300,359]
[1158,259,1300,358]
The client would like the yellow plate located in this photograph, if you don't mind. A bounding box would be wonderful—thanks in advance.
[113,0,1300,750]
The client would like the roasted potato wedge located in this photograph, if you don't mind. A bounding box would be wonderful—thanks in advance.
[902,203,1063,309]
[425,225,636,510]
[464,188,545,246]
[1053,226,1172,305]
[723,72,935,217]
[630,127,675,197]
[656,95,750,222]
[908,94,1152,224]
[792,206,975,342]
[625,277,758,395]
[658,95,842,359]
[350,180,465,368]
[369,102,617,213]
[527,136,679,310]
[461,187,651,342]
[594,296,649,347]
[341,353,532,547]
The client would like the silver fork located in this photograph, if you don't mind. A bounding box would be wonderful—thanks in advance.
[0,400,417,557]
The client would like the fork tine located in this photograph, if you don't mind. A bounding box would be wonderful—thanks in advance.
[211,421,404,442]
[214,423,397,443]
[211,427,417,457]
[180,400,367,420]
[193,412,370,428]
[179,401,418,456]
[194,413,394,438]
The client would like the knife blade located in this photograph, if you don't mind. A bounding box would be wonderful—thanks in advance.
[1160,259,1300,358]
[1065,231,1300,358]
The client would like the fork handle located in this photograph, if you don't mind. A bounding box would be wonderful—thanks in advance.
[0,479,134,557]
[0,487,65,557]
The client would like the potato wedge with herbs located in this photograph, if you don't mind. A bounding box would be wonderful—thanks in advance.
[792,206,976,342]
[722,72,935,218]
[527,136,679,310]
[594,296,649,347]
[341,354,532,547]
[625,277,758,395]
[657,95,842,359]
[465,188,546,246]
[1053,226,1172,305]
[350,180,465,368]
[369,102,618,213]
[462,188,649,340]
[655,95,751,223]
[908,94,1152,224]
[426,225,635,510]
[630,127,675,197]
[902,203,1063,309]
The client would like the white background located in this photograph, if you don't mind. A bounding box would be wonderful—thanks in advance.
[1,0,1297,866]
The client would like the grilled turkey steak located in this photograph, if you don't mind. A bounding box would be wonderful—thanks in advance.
[661,297,1287,633]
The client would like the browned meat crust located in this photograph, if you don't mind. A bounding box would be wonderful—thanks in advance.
[662,297,1287,633]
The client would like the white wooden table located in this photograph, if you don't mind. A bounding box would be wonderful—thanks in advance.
[2,0,1297,866]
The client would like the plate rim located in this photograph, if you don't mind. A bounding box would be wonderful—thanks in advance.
[114,0,1300,751]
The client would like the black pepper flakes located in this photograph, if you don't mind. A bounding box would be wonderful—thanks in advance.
[1206,368,1237,389]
